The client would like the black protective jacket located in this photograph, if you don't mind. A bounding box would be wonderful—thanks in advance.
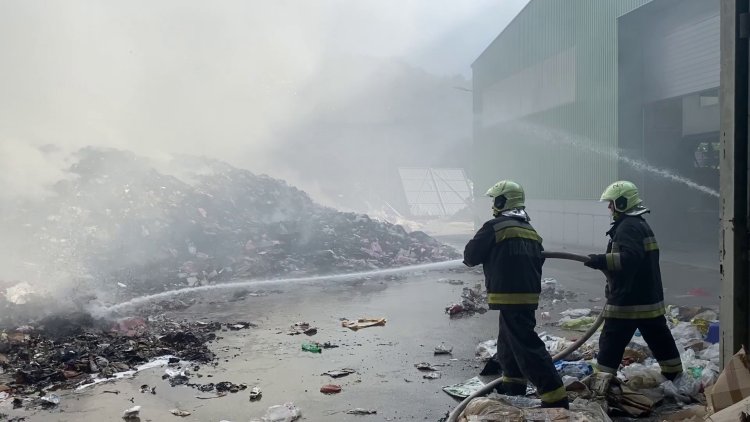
[587,215,665,319]
[463,211,544,310]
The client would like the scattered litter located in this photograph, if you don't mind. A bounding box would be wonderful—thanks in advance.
[341,318,386,331]
[415,362,438,371]
[559,316,597,331]
[122,405,141,420]
[475,339,497,361]
[257,402,301,422]
[423,372,441,379]
[289,322,317,336]
[249,386,262,401]
[228,322,256,330]
[320,384,342,394]
[554,360,593,379]
[301,342,322,354]
[346,408,377,415]
[322,342,339,349]
[445,284,488,318]
[322,368,356,378]
[40,394,60,407]
[560,308,592,318]
[434,344,453,355]
[442,376,485,399]
[169,408,191,417]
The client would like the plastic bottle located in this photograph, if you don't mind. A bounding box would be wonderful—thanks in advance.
[301,342,322,353]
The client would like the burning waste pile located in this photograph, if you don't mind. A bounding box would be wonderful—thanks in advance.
[0,147,461,415]
[459,305,726,420]
[0,147,458,317]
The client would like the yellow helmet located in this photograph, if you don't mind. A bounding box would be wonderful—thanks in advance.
[485,180,525,216]
[600,181,642,213]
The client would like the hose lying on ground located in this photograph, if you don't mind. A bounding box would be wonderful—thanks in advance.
[446,251,611,422]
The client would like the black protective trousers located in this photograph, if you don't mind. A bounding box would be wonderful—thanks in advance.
[596,316,683,379]
[496,310,567,404]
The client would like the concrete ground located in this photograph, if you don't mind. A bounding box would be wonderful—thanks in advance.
[0,228,719,421]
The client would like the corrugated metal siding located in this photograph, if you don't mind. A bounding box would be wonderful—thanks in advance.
[644,13,719,101]
[472,0,649,200]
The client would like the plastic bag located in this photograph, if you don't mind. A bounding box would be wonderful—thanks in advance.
[540,333,572,356]
[662,373,700,404]
[260,402,301,422]
[560,308,592,318]
[699,342,720,364]
[670,322,703,343]
[559,316,597,331]
[555,360,593,379]
[621,363,666,389]
[475,339,497,361]
[494,394,541,408]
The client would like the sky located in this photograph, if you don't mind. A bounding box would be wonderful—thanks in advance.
[0,0,529,202]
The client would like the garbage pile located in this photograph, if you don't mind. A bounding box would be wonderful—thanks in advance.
[445,283,488,318]
[469,304,722,419]
[0,313,224,405]
[0,147,459,324]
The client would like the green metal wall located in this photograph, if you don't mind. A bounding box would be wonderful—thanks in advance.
[472,0,650,200]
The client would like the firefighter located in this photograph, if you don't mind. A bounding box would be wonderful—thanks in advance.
[584,181,682,383]
[464,180,568,409]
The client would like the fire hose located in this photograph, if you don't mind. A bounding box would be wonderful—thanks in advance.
[446,251,611,422]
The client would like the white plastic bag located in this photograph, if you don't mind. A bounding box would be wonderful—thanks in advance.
[261,402,301,422]
[475,339,497,361]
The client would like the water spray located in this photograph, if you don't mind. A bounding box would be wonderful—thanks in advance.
[102,259,465,315]
[513,122,719,198]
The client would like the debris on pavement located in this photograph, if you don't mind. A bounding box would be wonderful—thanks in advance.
[475,339,497,361]
[252,402,301,422]
[288,322,317,336]
[560,308,592,318]
[434,344,453,355]
[301,342,322,353]
[169,408,191,417]
[321,368,356,378]
[423,372,442,379]
[540,278,576,301]
[39,394,60,407]
[122,405,141,420]
[341,318,386,331]
[559,315,597,331]
[555,360,593,379]
[415,362,438,371]
[445,284,487,318]
[320,384,342,394]
[442,376,485,399]
[346,408,377,415]
[249,386,262,401]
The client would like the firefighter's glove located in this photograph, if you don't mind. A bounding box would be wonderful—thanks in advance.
[583,254,606,270]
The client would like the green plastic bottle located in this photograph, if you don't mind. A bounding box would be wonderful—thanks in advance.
[302,342,322,353]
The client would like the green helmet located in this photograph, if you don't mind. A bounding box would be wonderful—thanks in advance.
[600,180,642,212]
[485,180,525,215]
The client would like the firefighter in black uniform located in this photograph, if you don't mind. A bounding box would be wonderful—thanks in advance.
[464,180,568,409]
[584,181,683,383]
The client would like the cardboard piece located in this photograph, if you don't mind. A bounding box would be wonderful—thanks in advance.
[708,346,750,413]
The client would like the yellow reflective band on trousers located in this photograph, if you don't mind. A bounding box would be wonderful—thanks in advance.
[494,226,542,243]
[659,357,683,373]
[502,376,527,385]
[540,386,567,403]
[643,236,659,251]
[487,293,539,305]
[606,253,622,271]
[603,301,666,319]
[595,363,618,374]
